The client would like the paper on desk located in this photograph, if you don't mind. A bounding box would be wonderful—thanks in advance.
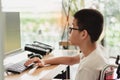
[28,66,38,74]
[19,73,40,80]
[28,64,51,74]
[17,64,67,80]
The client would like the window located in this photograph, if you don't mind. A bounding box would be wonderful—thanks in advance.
[69,0,120,57]
[2,0,120,56]
[2,0,63,50]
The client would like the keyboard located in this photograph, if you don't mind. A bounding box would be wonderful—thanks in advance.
[6,60,34,74]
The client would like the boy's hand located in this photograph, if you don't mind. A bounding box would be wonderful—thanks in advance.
[24,57,45,67]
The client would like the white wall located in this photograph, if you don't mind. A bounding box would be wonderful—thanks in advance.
[0,0,4,79]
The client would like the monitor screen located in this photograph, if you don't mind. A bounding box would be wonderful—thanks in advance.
[4,12,21,55]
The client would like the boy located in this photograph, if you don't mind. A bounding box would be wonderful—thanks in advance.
[25,9,108,80]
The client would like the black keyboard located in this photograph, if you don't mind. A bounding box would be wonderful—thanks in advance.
[6,60,34,74]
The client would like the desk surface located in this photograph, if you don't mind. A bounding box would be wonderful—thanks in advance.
[4,50,78,80]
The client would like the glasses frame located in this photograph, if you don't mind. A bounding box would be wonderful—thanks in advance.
[69,27,80,33]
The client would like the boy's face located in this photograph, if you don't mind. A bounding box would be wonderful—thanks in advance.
[69,18,82,45]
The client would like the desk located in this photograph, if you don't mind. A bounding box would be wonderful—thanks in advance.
[4,50,78,80]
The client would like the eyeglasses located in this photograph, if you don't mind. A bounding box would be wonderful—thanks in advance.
[69,27,80,33]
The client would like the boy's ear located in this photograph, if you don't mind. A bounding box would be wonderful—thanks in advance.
[80,30,88,39]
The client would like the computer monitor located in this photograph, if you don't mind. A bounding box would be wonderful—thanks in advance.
[4,12,22,55]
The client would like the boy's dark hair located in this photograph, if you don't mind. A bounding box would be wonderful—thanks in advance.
[74,9,104,43]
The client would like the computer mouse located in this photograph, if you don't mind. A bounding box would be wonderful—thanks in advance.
[29,54,43,59]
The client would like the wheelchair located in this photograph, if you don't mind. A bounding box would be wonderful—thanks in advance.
[99,55,120,80]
